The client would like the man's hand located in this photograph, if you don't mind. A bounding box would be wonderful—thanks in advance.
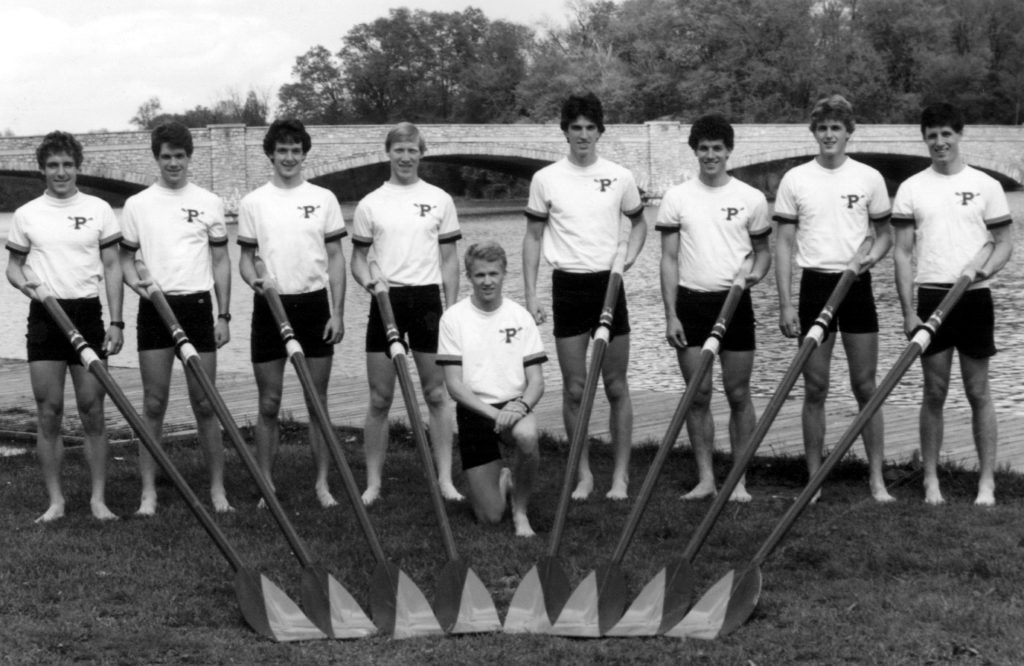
[494,400,528,433]
[103,325,124,356]
[779,304,800,338]
[214,319,230,349]
[903,313,923,339]
[323,313,345,344]
[665,316,687,349]
[526,296,546,325]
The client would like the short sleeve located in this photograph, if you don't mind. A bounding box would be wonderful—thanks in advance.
[891,181,915,226]
[521,315,547,366]
[323,195,348,243]
[525,172,550,221]
[867,170,892,220]
[619,171,644,218]
[207,196,228,245]
[237,196,258,247]
[773,172,798,224]
[982,178,1012,228]
[98,203,122,248]
[747,192,771,237]
[6,209,30,254]
[351,201,373,246]
[654,188,682,233]
[436,310,461,365]
[438,196,461,244]
[120,199,141,248]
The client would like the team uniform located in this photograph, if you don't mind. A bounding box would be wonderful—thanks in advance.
[773,158,891,335]
[352,180,461,353]
[892,165,1012,358]
[525,157,644,338]
[237,181,347,362]
[120,183,226,352]
[437,298,547,469]
[657,177,771,350]
[7,192,121,363]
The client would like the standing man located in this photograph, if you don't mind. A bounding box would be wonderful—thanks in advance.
[892,103,1013,506]
[351,122,462,505]
[774,94,894,502]
[437,241,546,536]
[523,92,647,501]
[238,119,347,508]
[658,114,771,502]
[6,131,123,522]
[120,122,233,516]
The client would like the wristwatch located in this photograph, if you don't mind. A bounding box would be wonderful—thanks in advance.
[218,313,232,323]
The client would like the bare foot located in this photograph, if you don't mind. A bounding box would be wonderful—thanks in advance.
[35,503,65,523]
[924,480,945,505]
[605,476,629,501]
[439,481,464,502]
[90,501,118,521]
[316,487,338,508]
[680,483,716,501]
[809,488,822,505]
[871,487,896,503]
[135,493,157,517]
[361,486,381,506]
[571,473,594,501]
[975,481,995,507]
[729,486,752,503]
[513,512,536,538]
[212,493,234,513]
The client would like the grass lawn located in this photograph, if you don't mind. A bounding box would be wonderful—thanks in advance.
[2,422,1024,665]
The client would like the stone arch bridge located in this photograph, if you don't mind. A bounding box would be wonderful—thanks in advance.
[1,123,1021,205]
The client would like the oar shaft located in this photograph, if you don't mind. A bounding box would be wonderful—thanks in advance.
[37,292,247,573]
[548,270,623,556]
[748,273,974,568]
[144,285,320,568]
[261,286,390,565]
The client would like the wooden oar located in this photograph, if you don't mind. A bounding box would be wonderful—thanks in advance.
[669,242,993,640]
[254,263,442,639]
[24,271,326,643]
[504,253,626,634]
[611,238,873,636]
[133,262,375,639]
[551,256,753,637]
[368,265,500,634]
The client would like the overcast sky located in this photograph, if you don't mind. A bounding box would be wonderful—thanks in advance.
[1,0,567,136]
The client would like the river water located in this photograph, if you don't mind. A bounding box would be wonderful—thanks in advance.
[1,192,1023,415]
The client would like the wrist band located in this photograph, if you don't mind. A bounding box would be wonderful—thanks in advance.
[109,321,125,329]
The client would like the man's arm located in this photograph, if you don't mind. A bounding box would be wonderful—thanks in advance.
[522,220,545,324]
[210,243,231,348]
[748,233,772,286]
[238,245,260,292]
[863,218,893,272]
[659,230,685,349]
[442,365,502,421]
[775,223,799,337]
[350,244,373,292]
[439,242,459,309]
[100,244,124,354]
[6,251,33,299]
[892,223,917,338]
[118,245,149,298]
[323,238,346,343]
[978,224,1013,280]
[623,211,648,271]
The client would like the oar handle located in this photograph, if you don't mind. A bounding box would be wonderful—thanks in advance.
[24,270,248,574]
[368,265,461,562]
[747,244,991,569]
[608,257,752,564]
[254,260,391,565]
[680,242,869,562]
[135,260,321,568]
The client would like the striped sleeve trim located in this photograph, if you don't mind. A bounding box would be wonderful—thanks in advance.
[208,236,229,247]
[99,232,123,249]
[435,354,461,366]
[772,213,798,225]
[523,352,548,366]
[5,241,28,255]
[624,204,645,219]
[869,210,892,222]
[655,223,680,233]
[750,227,772,239]
[351,234,373,247]
[438,230,462,244]
[525,208,549,222]
[324,228,348,243]
[987,215,1013,229]
[890,214,915,227]
[236,235,258,248]
[119,239,141,251]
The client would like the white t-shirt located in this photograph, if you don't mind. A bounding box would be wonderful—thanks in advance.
[351,180,461,287]
[892,165,1012,289]
[656,177,771,292]
[121,182,227,295]
[525,157,644,273]
[773,158,891,271]
[437,297,547,405]
[7,191,121,299]
[238,181,347,295]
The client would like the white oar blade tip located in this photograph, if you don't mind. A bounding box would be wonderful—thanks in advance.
[549,571,601,638]
[326,575,377,639]
[393,570,444,639]
[662,570,735,640]
[255,574,329,642]
[503,567,553,634]
[605,568,666,637]
[449,568,502,634]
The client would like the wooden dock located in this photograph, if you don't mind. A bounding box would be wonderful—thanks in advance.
[2,357,1022,474]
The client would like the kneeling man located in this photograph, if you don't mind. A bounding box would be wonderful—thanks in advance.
[437,242,546,536]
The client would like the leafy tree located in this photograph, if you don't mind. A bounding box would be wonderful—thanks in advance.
[277,46,349,123]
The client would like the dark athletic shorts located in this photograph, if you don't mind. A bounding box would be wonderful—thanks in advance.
[676,288,756,352]
[27,297,106,365]
[551,270,630,339]
[456,402,507,470]
[917,286,996,359]
[137,291,216,353]
[251,289,334,363]
[365,285,442,354]
[798,269,878,336]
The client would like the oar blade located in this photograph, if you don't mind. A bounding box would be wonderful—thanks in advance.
[719,566,763,637]
[299,566,376,639]
[503,559,568,633]
[234,569,328,642]
[657,557,697,633]
[549,563,627,637]
[434,560,502,634]
[606,567,667,636]
[662,568,736,640]
[370,562,444,639]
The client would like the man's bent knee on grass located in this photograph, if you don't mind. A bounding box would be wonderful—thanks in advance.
[437,241,547,536]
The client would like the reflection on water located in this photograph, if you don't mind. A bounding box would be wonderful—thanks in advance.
[1,192,1022,416]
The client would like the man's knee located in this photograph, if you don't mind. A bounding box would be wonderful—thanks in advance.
[421,382,448,408]
[142,390,169,419]
[603,373,630,403]
[849,376,877,405]
[473,502,504,525]
[257,390,282,419]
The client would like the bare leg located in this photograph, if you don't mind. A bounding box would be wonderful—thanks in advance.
[801,334,836,503]
[510,414,539,536]
[676,346,717,500]
[555,333,594,499]
[69,362,117,520]
[843,332,893,502]
[253,358,286,506]
[362,352,395,505]
[961,353,996,506]
[920,350,952,505]
[136,348,176,516]
[30,361,68,523]
[720,349,756,503]
[304,355,338,508]
[413,351,461,501]
[190,351,232,512]
[465,461,505,525]
[602,333,633,500]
